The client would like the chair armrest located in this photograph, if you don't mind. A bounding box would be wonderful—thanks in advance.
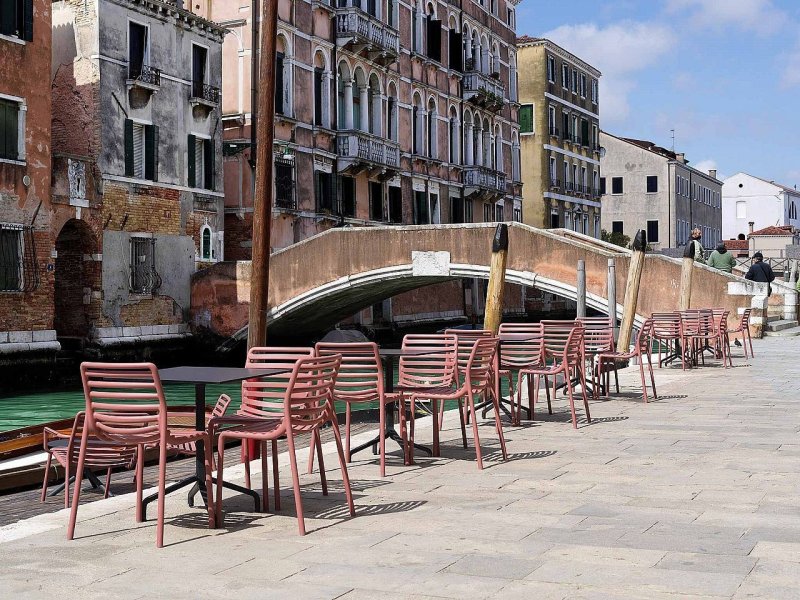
[42,426,67,451]
[206,415,269,438]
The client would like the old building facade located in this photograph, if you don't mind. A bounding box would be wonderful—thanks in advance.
[194,0,524,328]
[600,132,722,251]
[46,0,225,347]
[516,37,601,237]
[722,172,800,241]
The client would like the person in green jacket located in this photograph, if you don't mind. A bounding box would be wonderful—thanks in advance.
[707,242,736,272]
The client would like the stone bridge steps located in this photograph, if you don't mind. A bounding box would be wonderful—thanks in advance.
[764,319,800,337]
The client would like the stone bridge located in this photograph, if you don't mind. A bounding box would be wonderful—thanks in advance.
[190,223,794,340]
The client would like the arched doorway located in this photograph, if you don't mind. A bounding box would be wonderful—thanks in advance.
[54,219,98,340]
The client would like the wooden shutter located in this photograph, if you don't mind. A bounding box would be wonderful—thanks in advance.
[203,138,214,190]
[0,101,19,160]
[314,68,323,126]
[23,0,33,41]
[187,134,196,187]
[428,20,441,62]
[519,105,533,134]
[275,52,285,115]
[145,125,158,181]
[581,120,589,145]
[448,30,462,71]
[124,119,135,177]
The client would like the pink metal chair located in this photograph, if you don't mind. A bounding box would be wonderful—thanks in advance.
[395,334,457,464]
[68,363,215,548]
[407,337,507,469]
[651,312,686,370]
[211,354,355,535]
[167,393,233,471]
[681,309,716,366]
[41,411,137,508]
[314,342,396,477]
[578,316,618,399]
[597,319,657,403]
[241,346,315,504]
[728,308,754,358]
[497,323,546,425]
[522,322,590,428]
[442,329,494,429]
[711,309,734,368]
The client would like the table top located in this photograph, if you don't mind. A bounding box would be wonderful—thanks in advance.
[159,366,288,385]
[378,348,443,358]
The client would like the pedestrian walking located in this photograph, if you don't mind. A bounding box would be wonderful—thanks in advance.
[744,252,775,296]
[707,242,736,273]
[687,228,705,264]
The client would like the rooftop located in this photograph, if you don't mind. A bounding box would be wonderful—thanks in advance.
[516,36,602,76]
[749,225,798,237]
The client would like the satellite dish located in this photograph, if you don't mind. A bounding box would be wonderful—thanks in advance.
[599,147,606,158]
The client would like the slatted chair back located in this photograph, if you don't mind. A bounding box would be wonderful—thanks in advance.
[53,411,138,469]
[562,326,585,368]
[578,316,615,355]
[444,329,493,385]
[463,337,499,390]
[541,320,584,360]
[285,354,342,436]
[651,312,682,342]
[635,318,654,356]
[315,342,384,403]
[737,308,752,331]
[240,347,315,419]
[497,323,544,370]
[711,308,729,335]
[80,362,166,446]
[397,334,457,389]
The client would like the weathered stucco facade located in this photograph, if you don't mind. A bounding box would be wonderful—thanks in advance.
[47,0,225,347]
[193,0,525,330]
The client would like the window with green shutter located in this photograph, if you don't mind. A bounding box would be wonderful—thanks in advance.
[187,134,196,187]
[519,104,533,134]
[0,0,32,40]
[0,99,20,160]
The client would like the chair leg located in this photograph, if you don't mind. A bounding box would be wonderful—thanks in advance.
[648,359,658,399]
[316,430,328,496]
[438,395,446,431]
[379,398,387,477]
[345,405,352,462]
[579,365,591,423]
[156,441,168,548]
[40,453,52,502]
[457,398,467,448]
[243,442,251,489]
[215,435,227,527]
[431,399,440,457]
[491,388,508,461]
[103,467,113,499]
[66,433,90,541]
[285,432,306,536]
[748,329,754,357]
[408,398,416,466]
[272,439,281,511]
[135,445,145,522]
[307,429,317,475]
[203,437,216,530]
[565,368,578,429]
[63,458,71,510]
[466,390,483,470]
[638,361,648,403]
[328,409,356,518]
[261,441,269,512]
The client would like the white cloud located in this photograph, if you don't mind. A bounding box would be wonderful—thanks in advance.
[665,0,787,36]
[540,22,676,126]
[781,36,800,88]
[693,159,725,179]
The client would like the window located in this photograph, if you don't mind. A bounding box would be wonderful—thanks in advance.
[451,196,465,223]
[736,201,746,219]
[314,68,324,126]
[0,224,22,291]
[0,98,21,161]
[427,98,437,158]
[340,175,356,217]
[580,119,589,147]
[448,27,463,72]
[519,104,533,134]
[200,225,213,261]
[128,22,149,80]
[388,186,402,223]
[547,55,556,82]
[495,203,504,222]
[414,191,429,224]
[790,201,797,220]
[646,175,658,193]
[483,202,492,222]
[579,74,586,97]
[274,158,295,209]
[0,0,33,41]
[562,111,569,140]
[611,176,623,194]
[548,105,556,135]
[425,9,441,62]
[564,161,570,189]
[599,176,606,195]
[130,236,158,295]
[571,69,578,93]
[581,166,587,190]
[592,124,598,149]
[646,220,659,243]
[315,171,334,212]
[191,44,208,97]
[125,120,158,181]
[187,134,214,190]
[612,221,623,234]
[513,205,522,222]
[591,79,598,103]
[564,212,571,231]
[549,156,556,183]
[275,51,286,115]
[464,198,473,223]
[507,7,515,27]
[561,64,569,89]
[369,181,384,221]
[550,211,559,228]
[387,94,398,141]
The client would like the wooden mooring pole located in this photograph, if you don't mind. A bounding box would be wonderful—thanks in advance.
[576,260,586,318]
[678,242,695,311]
[483,224,509,334]
[617,230,647,351]
[607,258,618,342]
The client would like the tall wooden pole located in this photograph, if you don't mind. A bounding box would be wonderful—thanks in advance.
[247,0,278,350]
[678,241,695,311]
[617,230,647,351]
[576,259,586,318]
[483,224,508,334]
[607,258,618,342]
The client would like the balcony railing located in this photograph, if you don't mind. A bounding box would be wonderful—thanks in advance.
[128,64,161,88]
[463,165,506,195]
[191,81,221,105]
[462,65,505,111]
[336,7,399,65]
[549,126,560,137]
[337,131,400,170]
[549,178,561,190]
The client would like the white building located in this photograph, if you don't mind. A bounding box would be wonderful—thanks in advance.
[722,172,800,240]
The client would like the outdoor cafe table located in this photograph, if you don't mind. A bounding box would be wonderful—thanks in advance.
[142,366,288,515]
[348,348,434,460]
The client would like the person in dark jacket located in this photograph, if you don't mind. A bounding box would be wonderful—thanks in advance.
[744,252,775,295]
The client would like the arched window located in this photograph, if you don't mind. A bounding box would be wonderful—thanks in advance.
[473,119,482,166]
[482,118,491,166]
[275,34,292,117]
[353,67,367,132]
[412,92,424,154]
[427,97,437,158]
[511,131,520,182]
[449,106,459,163]
[462,110,474,165]
[480,35,490,74]
[386,82,398,142]
[491,43,500,77]
[368,73,381,135]
[411,0,421,53]
[313,50,330,128]
[509,52,517,102]
[200,224,213,260]
[494,125,503,171]
[337,61,353,129]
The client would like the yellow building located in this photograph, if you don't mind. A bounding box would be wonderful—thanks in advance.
[516,37,601,235]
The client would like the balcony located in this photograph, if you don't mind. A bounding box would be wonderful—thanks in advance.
[336,7,399,66]
[190,81,221,109]
[337,131,400,177]
[463,165,506,200]
[126,64,161,93]
[549,178,562,191]
[462,61,505,111]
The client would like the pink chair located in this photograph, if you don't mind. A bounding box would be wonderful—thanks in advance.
[314,342,396,477]
[407,337,507,469]
[728,308,754,358]
[41,411,137,508]
[497,323,546,425]
[578,316,617,399]
[167,393,233,471]
[211,354,355,535]
[442,329,494,429]
[68,363,215,548]
[711,309,734,368]
[651,312,686,370]
[597,319,657,403]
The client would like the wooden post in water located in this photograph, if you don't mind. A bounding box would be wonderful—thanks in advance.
[483,224,509,334]
[617,230,647,351]
[607,258,618,342]
[678,241,695,311]
[247,0,279,350]
[576,260,586,318]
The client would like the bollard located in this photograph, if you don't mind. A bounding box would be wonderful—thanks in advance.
[576,260,586,318]
[678,241,695,311]
[617,230,647,352]
[483,224,509,334]
[608,258,618,342]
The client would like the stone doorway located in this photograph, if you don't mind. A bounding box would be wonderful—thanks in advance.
[54,219,98,340]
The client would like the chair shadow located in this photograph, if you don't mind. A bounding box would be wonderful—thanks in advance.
[482,449,557,463]
[651,394,688,401]
[310,499,427,520]
[579,416,628,424]
[299,478,391,494]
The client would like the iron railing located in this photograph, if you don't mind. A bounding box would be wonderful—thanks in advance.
[129,64,161,87]
[549,178,561,190]
[191,81,221,104]
[130,237,161,295]
[0,224,39,292]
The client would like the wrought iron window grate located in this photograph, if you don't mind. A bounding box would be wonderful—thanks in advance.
[0,224,38,292]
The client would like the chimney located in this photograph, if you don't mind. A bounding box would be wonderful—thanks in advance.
[175,0,184,8]
[676,153,685,164]
[748,221,754,234]
[709,169,717,179]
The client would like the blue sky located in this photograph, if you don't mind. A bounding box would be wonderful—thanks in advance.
[517,0,800,187]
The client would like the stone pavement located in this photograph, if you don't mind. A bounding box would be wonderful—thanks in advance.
[1,337,799,599]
